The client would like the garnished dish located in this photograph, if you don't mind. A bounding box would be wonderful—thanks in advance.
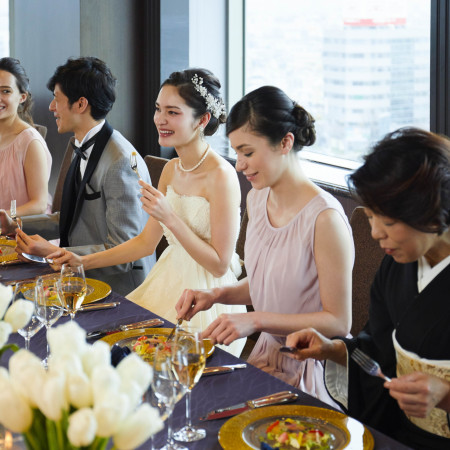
[0,238,18,264]
[132,335,172,362]
[101,328,214,364]
[218,405,374,450]
[261,418,332,449]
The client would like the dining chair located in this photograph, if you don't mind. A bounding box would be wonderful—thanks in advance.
[349,206,384,336]
[51,141,74,213]
[144,155,170,259]
[34,124,48,140]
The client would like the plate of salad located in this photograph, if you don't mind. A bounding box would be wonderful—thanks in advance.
[218,405,374,449]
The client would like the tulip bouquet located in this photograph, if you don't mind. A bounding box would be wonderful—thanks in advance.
[0,320,163,450]
[0,283,34,358]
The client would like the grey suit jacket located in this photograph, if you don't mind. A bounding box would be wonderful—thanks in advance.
[22,129,155,296]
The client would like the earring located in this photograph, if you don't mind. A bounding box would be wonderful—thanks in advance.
[199,126,205,141]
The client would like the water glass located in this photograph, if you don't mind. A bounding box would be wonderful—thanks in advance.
[13,282,44,350]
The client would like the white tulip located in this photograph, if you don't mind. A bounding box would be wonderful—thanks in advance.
[0,379,33,432]
[117,353,153,393]
[0,321,12,347]
[94,393,130,437]
[67,408,97,447]
[82,340,111,376]
[67,372,92,409]
[118,379,143,413]
[36,369,68,421]
[9,350,46,407]
[113,403,163,450]
[3,299,34,332]
[0,284,13,319]
[48,352,84,378]
[91,365,121,406]
[47,320,88,358]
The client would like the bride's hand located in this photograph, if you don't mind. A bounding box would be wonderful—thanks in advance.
[46,248,82,270]
[139,181,175,226]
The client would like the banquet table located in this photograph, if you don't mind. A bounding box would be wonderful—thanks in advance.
[1,265,411,449]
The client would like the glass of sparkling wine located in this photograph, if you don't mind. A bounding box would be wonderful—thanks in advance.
[171,325,206,443]
[13,282,44,350]
[35,277,65,367]
[60,263,87,321]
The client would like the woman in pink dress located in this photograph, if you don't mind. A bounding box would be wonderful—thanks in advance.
[0,57,52,217]
[176,86,354,406]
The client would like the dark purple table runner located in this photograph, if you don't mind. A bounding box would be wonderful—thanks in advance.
[1,282,410,449]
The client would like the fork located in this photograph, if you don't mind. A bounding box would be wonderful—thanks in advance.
[166,318,183,342]
[130,152,141,180]
[351,348,392,382]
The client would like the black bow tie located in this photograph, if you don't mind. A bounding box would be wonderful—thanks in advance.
[71,134,98,160]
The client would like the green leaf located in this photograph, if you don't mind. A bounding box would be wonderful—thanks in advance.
[0,343,20,358]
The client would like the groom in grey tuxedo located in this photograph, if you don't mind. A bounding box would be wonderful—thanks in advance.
[16,57,155,295]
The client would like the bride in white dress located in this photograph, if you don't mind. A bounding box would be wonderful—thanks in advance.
[48,68,247,357]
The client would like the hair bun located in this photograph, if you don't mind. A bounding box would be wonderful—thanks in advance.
[292,103,316,147]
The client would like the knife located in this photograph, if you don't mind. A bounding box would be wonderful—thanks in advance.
[202,364,247,376]
[199,390,299,421]
[22,253,54,264]
[86,318,165,338]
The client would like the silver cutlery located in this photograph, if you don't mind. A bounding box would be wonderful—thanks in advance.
[22,253,54,264]
[63,302,120,316]
[166,317,183,342]
[202,364,247,376]
[86,318,164,338]
[351,348,392,382]
[130,152,141,180]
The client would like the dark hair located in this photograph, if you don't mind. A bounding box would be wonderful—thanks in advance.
[47,57,116,120]
[348,127,450,234]
[226,86,316,151]
[161,68,226,136]
[0,57,34,125]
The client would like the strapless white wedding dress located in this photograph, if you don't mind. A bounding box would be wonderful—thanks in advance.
[127,185,247,357]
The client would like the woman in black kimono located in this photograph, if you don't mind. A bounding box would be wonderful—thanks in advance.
[286,127,450,450]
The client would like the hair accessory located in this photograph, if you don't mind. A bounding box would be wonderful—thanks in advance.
[179,144,210,172]
[191,74,226,119]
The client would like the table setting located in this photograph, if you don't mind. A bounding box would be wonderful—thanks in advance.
[0,259,412,449]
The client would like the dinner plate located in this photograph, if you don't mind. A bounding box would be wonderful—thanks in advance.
[100,327,215,360]
[20,277,111,304]
[0,238,18,264]
[218,404,374,450]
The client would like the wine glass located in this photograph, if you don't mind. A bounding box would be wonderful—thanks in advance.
[171,325,206,442]
[35,277,65,367]
[150,346,187,450]
[13,282,44,350]
[60,263,87,320]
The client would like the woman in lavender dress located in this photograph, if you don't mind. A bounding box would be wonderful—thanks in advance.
[176,86,354,406]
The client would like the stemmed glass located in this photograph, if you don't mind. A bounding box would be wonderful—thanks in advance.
[13,282,44,350]
[150,346,187,450]
[60,263,87,320]
[171,325,206,442]
[35,276,65,367]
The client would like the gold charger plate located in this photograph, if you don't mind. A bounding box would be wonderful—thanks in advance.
[218,404,374,450]
[100,327,215,360]
[20,277,111,304]
[0,238,18,264]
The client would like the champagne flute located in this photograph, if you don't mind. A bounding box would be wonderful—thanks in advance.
[151,346,187,450]
[35,277,65,367]
[171,325,206,442]
[60,263,87,320]
[13,282,44,350]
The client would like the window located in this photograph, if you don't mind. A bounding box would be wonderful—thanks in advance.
[245,0,430,167]
[0,0,8,56]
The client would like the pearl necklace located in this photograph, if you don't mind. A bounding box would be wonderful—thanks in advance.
[178,144,210,172]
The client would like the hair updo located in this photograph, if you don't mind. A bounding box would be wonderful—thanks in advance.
[161,68,226,136]
[226,85,316,151]
[0,57,34,125]
[348,127,450,234]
